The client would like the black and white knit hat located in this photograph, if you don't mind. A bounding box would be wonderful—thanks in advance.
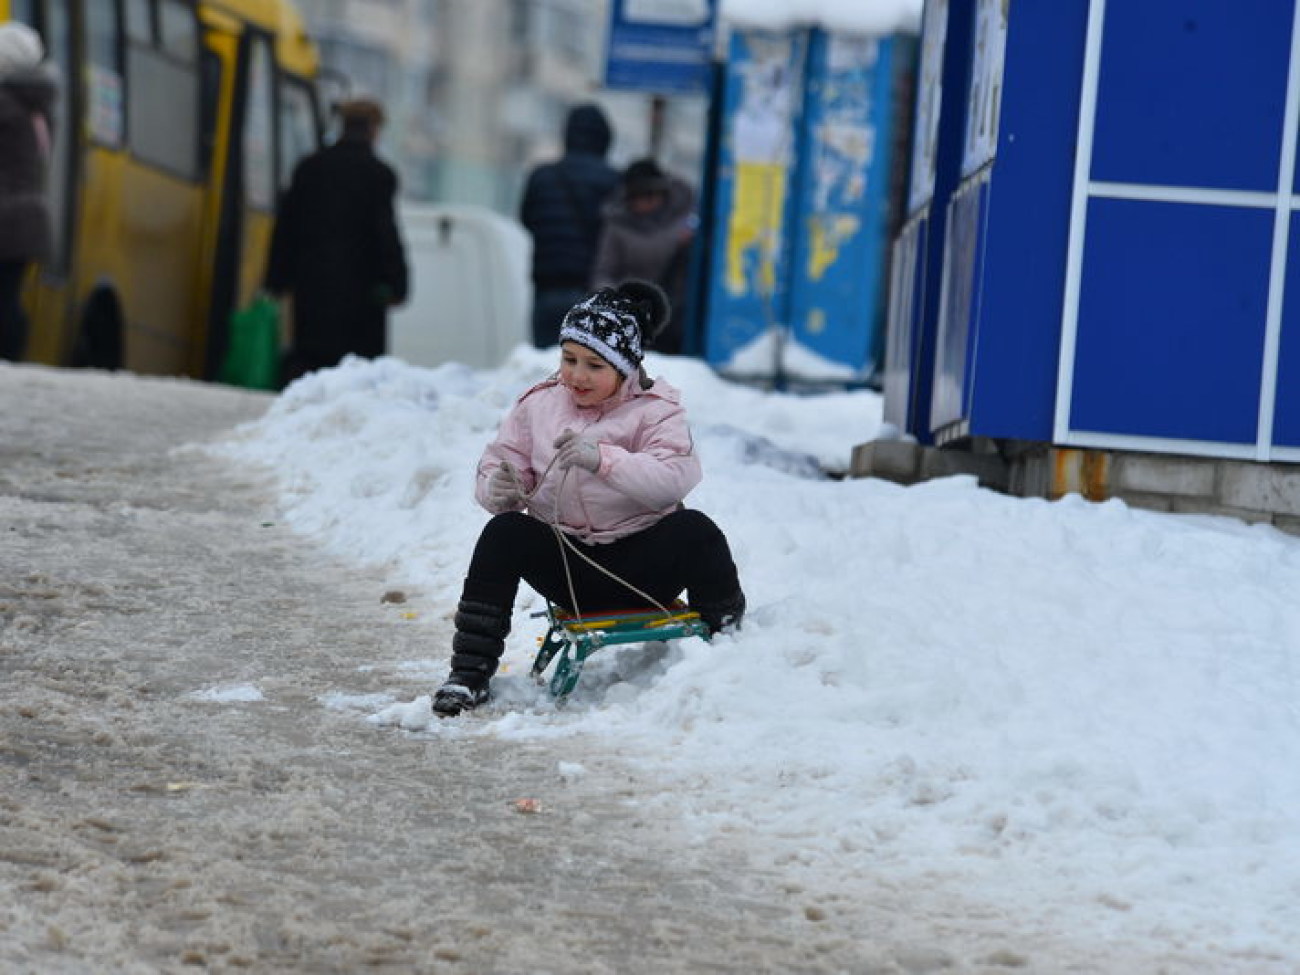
[558,280,670,378]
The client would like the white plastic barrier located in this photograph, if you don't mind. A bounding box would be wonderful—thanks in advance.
[389,203,532,369]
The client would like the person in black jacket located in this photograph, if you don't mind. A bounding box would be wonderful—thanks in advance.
[265,98,409,386]
[519,103,619,349]
[0,22,56,362]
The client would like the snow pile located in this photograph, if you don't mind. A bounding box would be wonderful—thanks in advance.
[721,0,924,35]
[216,350,1300,968]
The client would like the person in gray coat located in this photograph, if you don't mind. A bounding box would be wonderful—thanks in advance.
[0,21,56,362]
[591,159,696,355]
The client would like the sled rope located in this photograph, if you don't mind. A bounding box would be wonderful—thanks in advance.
[499,454,673,622]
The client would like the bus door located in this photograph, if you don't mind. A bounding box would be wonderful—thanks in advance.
[203,22,317,381]
[197,15,245,380]
[121,0,211,375]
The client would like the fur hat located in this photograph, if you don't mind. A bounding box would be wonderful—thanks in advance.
[0,22,43,76]
[622,158,670,198]
[559,280,671,378]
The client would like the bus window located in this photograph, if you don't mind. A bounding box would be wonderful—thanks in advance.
[85,0,124,147]
[278,77,317,190]
[243,35,275,211]
[126,0,200,178]
[85,0,121,67]
[10,0,37,25]
[125,0,151,43]
[158,0,196,61]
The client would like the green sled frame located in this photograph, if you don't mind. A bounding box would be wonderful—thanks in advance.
[530,601,712,701]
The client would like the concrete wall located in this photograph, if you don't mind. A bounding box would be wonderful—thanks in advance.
[851,440,1300,537]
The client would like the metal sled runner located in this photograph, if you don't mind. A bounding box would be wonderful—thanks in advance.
[530,602,711,701]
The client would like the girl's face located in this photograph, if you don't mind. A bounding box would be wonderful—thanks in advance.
[560,341,623,407]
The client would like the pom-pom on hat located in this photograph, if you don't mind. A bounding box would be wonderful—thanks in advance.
[559,280,670,378]
[0,22,44,75]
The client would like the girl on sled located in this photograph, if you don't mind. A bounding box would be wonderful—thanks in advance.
[434,280,746,716]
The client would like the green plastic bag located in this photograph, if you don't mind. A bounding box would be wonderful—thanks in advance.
[219,295,280,391]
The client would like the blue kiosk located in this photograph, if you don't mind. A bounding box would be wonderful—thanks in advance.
[886,0,1300,467]
[882,0,977,441]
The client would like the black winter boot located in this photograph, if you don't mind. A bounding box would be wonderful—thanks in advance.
[694,591,746,637]
[433,598,512,717]
[432,675,489,717]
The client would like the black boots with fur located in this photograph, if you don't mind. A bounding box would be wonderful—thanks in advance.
[433,598,510,717]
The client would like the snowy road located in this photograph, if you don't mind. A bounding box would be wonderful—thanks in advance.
[0,364,915,974]
[8,362,1281,975]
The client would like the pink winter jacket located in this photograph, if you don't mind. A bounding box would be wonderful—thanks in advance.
[475,373,702,544]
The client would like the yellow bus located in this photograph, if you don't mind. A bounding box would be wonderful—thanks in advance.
[3,0,322,377]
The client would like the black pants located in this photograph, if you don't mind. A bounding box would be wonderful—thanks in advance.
[463,509,743,619]
[447,509,744,683]
[0,261,30,362]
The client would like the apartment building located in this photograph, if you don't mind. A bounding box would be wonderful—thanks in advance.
[299,0,707,212]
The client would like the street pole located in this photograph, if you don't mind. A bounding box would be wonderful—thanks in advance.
[649,93,667,159]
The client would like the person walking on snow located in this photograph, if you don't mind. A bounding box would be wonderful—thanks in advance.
[265,98,409,386]
[433,280,746,717]
[519,103,620,349]
[0,21,56,362]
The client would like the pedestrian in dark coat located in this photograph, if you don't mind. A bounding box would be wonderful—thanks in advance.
[0,22,56,362]
[519,103,620,348]
[265,98,409,385]
[592,159,697,355]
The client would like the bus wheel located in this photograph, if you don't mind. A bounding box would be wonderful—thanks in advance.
[73,287,124,370]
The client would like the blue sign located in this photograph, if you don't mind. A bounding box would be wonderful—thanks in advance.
[604,0,718,95]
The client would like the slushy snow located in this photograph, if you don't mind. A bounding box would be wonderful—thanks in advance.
[214,349,1300,970]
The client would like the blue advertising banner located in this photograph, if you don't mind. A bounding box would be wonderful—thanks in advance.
[703,27,914,384]
[604,0,718,95]
[702,30,807,378]
[786,31,908,382]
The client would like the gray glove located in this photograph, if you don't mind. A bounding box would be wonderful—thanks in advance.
[485,461,526,511]
[553,429,601,473]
